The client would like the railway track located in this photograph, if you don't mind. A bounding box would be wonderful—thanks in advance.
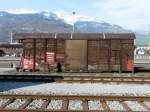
[57,76,150,84]
[0,74,150,84]
[0,94,149,112]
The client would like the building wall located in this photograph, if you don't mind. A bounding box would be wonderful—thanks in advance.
[134,46,150,55]
[0,47,22,57]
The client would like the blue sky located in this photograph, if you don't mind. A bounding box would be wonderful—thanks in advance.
[0,0,150,32]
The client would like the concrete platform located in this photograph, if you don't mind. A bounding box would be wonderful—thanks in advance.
[0,68,15,73]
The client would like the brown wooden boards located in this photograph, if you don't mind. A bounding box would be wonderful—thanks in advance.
[65,40,87,71]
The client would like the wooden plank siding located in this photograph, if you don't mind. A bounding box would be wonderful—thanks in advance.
[13,33,135,72]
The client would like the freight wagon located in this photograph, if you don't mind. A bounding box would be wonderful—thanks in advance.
[13,33,135,72]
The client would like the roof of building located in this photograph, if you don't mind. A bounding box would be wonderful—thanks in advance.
[13,33,136,40]
[0,43,23,48]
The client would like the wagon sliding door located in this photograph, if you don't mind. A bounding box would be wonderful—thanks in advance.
[88,40,109,72]
[65,40,87,71]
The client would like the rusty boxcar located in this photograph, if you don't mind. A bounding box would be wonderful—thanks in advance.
[13,33,135,72]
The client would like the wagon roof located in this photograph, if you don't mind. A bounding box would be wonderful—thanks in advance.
[13,33,136,40]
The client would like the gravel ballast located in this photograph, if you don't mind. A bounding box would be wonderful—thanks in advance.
[88,100,103,110]
[1,82,150,96]
[26,99,45,109]
[47,100,62,110]
[6,99,26,109]
[0,99,9,107]
[68,100,83,110]
[107,101,125,111]
[143,101,150,108]
[125,101,148,111]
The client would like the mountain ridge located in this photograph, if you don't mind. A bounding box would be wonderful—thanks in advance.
[0,10,148,45]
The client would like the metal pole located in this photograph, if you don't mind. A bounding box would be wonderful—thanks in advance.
[149,25,150,47]
[33,39,36,72]
[119,40,122,73]
[72,11,76,33]
[10,32,13,44]
[108,39,111,72]
[44,39,47,63]
[87,40,89,71]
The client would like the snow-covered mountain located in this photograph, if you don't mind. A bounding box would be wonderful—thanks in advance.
[0,11,73,42]
[0,10,146,45]
[75,21,131,33]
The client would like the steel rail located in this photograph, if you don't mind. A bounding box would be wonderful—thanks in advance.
[56,75,150,84]
[0,94,149,112]
[0,109,122,112]
[0,94,150,101]
[0,74,150,84]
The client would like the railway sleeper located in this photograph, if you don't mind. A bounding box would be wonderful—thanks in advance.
[0,95,150,112]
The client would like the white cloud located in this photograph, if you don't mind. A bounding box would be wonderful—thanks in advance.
[92,0,150,31]
[6,9,38,14]
[54,10,96,24]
